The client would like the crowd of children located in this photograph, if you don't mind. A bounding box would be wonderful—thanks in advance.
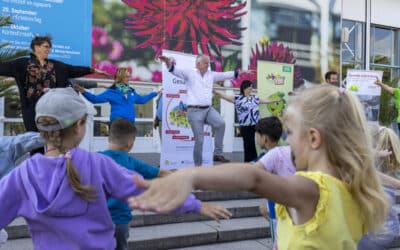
[128,84,399,249]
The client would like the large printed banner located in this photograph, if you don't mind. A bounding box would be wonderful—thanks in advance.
[0,0,92,66]
[346,70,383,123]
[257,60,294,118]
[160,50,213,170]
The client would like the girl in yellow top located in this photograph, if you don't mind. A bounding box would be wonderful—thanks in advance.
[128,85,389,250]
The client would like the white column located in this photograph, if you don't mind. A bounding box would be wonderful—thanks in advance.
[319,0,329,77]
[365,0,371,70]
[220,89,235,153]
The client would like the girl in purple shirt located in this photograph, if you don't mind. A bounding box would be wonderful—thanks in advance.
[0,88,231,250]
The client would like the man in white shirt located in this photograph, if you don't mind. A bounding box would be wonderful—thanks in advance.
[159,54,252,166]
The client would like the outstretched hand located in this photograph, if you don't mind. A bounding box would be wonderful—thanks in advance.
[156,55,173,69]
[128,171,195,213]
[73,84,85,94]
[94,68,112,77]
[238,69,256,75]
[376,149,392,158]
[374,76,383,86]
[200,203,232,222]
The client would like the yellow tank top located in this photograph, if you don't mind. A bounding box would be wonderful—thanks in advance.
[276,171,366,250]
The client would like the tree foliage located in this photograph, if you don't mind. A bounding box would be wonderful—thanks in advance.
[0,15,29,115]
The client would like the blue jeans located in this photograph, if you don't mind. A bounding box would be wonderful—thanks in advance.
[114,224,129,250]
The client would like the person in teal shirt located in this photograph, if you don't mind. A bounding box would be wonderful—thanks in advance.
[375,79,400,133]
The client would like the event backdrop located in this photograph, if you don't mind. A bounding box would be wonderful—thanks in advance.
[0,0,92,66]
[1,0,341,87]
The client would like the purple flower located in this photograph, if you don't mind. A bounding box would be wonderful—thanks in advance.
[96,60,118,75]
[151,70,162,82]
[108,41,124,60]
[92,27,108,48]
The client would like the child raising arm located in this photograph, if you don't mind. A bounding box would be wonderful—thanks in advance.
[129,85,388,250]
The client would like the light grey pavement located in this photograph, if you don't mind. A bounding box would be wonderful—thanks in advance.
[131,152,244,167]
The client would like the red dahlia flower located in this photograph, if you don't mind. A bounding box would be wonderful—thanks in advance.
[123,0,247,58]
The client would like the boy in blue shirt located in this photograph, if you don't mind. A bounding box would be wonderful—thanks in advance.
[100,118,231,250]
[99,119,170,250]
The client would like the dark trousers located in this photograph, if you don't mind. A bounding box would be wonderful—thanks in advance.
[114,224,129,250]
[21,107,45,155]
[240,125,257,162]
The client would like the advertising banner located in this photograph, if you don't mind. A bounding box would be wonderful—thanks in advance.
[346,69,383,123]
[257,60,294,118]
[160,50,213,169]
[0,0,92,66]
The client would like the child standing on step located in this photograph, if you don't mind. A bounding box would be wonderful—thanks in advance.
[101,118,230,250]
[357,126,400,250]
[129,85,389,250]
[252,117,296,248]
[0,88,231,250]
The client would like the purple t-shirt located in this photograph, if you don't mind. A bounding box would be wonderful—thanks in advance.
[0,147,201,250]
[258,146,296,176]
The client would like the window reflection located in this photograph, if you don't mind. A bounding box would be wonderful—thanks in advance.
[371,27,393,65]
[3,122,25,136]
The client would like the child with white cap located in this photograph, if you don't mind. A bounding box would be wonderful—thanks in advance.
[0,87,231,250]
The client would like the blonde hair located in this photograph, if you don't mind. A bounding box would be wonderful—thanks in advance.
[37,116,96,202]
[370,125,400,176]
[289,85,388,232]
[114,67,130,83]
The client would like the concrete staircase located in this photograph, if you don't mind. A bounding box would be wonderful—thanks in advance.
[4,190,400,249]
[3,191,272,250]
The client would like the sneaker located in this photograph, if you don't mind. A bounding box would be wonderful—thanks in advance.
[213,155,230,162]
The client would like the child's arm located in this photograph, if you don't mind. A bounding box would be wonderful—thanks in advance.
[199,202,232,222]
[129,163,319,214]
[8,132,44,164]
[378,172,400,189]
[0,169,24,229]
[158,169,171,177]
[100,154,228,219]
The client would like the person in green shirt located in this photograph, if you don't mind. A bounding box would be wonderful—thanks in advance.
[375,79,400,133]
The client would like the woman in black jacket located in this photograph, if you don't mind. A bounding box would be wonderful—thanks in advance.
[0,35,108,132]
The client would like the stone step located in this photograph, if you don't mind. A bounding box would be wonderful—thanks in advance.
[174,238,273,250]
[6,199,265,239]
[3,217,269,250]
[193,190,260,201]
[131,216,269,250]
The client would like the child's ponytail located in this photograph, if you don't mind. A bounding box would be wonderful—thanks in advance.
[38,117,96,202]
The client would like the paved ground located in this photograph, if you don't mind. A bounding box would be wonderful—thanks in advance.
[132,152,245,167]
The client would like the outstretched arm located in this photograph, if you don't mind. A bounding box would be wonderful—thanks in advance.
[158,55,190,81]
[129,163,318,213]
[375,79,395,95]
[259,98,279,104]
[213,89,234,103]
[379,172,400,189]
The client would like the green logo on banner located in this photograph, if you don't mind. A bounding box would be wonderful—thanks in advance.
[282,66,292,72]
